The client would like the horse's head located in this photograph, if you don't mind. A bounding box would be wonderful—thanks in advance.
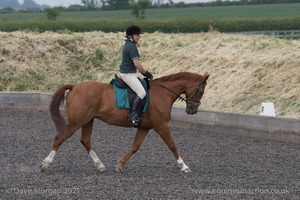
[185,73,209,115]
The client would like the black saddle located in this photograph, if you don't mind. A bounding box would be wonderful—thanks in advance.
[113,74,150,112]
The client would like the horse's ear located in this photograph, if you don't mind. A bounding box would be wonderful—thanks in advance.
[203,73,210,81]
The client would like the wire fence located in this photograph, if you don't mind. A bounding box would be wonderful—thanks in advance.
[233,30,300,39]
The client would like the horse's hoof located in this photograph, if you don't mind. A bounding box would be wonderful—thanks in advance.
[40,162,49,172]
[40,167,46,173]
[98,166,107,173]
[114,165,123,173]
[182,168,192,173]
[94,162,107,173]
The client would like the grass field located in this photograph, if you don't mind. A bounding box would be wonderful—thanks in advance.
[1,3,300,21]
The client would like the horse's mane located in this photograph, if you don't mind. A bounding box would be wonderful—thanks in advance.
[155,72,204,82]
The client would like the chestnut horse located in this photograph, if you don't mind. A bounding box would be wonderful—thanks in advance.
[41,72,209,173]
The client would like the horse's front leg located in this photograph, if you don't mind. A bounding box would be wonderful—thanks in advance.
[154,123,191,173]
[115,128,149,172]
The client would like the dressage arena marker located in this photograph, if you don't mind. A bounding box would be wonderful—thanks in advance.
[260,102,276,117]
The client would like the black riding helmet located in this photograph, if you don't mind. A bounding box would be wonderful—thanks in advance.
[126,25,142,36]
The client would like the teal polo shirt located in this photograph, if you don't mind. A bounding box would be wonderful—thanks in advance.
[119,39,140,73]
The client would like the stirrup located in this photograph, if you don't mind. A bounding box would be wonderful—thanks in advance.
[132,119,140,127]
[129,114,141,127]
[130,115,141,126]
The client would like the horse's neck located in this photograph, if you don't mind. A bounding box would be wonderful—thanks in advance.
[159,79,188,102]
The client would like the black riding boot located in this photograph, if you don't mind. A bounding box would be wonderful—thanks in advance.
[128,96,143,127]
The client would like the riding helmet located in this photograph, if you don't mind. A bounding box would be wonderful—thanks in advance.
[126,25,142,36]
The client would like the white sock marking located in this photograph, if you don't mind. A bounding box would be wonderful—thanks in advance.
[177,156,189,171]
[89,150,105,169]
[44,150,56,163]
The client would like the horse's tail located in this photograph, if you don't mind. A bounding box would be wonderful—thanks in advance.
[49,84,73,135]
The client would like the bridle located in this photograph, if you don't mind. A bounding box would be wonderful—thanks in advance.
[160,80,206,107]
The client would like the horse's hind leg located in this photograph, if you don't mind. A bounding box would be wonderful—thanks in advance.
[115,128,149,172]
[41,125,79,172]
[80,119,106,173]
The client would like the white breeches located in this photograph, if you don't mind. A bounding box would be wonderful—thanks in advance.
[118,72,146,99]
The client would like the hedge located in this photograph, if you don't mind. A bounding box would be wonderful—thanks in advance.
[0,17,300,33]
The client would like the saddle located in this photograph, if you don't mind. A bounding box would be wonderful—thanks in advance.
[110,74,150,113]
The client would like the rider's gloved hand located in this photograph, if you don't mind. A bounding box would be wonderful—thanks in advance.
[143,71,153,80]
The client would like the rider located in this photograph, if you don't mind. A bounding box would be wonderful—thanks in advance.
[118,25,153,126]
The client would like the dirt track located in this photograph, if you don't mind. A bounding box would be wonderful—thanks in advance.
[1,107,299,199]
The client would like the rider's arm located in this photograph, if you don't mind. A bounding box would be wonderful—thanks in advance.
[133,58,147,74]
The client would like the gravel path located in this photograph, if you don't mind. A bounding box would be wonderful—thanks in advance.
[0,107,299,200]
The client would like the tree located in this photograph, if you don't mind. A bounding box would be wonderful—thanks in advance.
[81,0,99,9]
[130,0,151,19]
[45,7,61,20]
[105,0,130,10]
[1,7,15,13]
[131,3,140,18]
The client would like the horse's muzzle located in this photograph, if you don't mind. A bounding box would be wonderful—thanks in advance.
[185,107,198,115]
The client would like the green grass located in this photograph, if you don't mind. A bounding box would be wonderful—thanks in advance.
[1,4,300,33]
[1,3,300,21]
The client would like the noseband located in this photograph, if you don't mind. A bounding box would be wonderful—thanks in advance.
[161,81,206,106]
[185,81,206,108]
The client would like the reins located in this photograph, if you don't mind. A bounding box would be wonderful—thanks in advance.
[160,81,206,103]
[160,85,187,102]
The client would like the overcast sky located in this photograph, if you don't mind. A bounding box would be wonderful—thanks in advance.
[18,0,205,7]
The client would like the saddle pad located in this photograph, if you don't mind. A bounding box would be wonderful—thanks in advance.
[111,79,149,113]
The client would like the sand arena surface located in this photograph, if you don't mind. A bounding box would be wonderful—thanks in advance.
[1,107,300,199]
[0,31,299,118]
